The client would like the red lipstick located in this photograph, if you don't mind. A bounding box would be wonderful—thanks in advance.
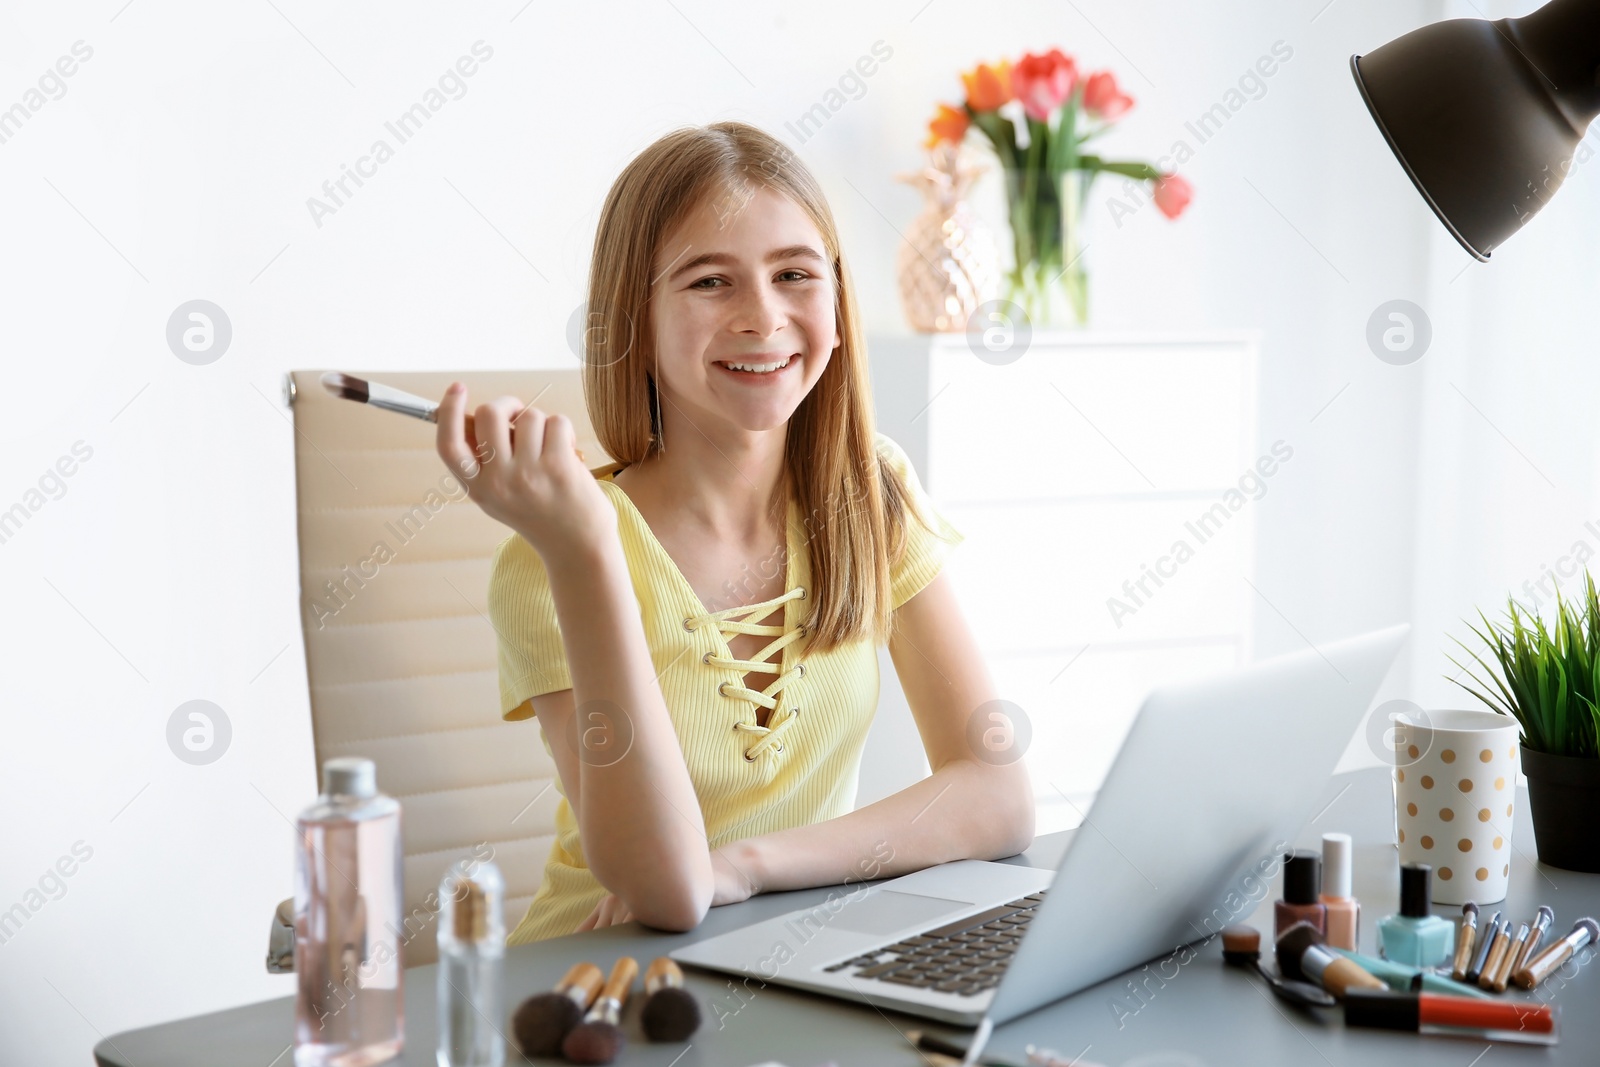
[1343,989,1558,1045]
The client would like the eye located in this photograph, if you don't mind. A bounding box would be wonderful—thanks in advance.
[690,276,727,289]
[777,270,810,282]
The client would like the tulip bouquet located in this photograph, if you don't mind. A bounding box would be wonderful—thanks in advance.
[926,48,1193,325]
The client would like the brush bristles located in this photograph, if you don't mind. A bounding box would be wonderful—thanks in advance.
[319,372,368,402]
[641,986,702,1041]
[562,1020,627,1064]
[511,992,585,1057]
[1275,921,1325,981]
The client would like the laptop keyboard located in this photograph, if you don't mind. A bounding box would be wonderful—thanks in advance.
[821,890,1048,997]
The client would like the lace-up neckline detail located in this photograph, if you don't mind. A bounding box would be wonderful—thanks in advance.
[684,585,808,762]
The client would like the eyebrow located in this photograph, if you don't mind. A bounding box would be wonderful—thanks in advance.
[664,244,825,283]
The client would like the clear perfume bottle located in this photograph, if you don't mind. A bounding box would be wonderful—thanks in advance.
[1378,862,1454,967]
[294,757,404,1067]
[437,860,506,1067]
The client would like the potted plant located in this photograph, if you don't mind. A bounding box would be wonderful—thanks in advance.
[1447,572,1600,872]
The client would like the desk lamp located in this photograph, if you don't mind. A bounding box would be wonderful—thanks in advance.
[1351,0,1600,260]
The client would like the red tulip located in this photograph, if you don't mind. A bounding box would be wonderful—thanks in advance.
[1009,48,1078,123]
[961,60,1013,113]
[924,103,970,148]
[1082,71,1134,121]
[1152,174,1193,219]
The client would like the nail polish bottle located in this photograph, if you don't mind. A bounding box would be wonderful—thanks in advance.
[1275,850,1328,941]
[1318,832,1360,951]
[1378,862,1454,967]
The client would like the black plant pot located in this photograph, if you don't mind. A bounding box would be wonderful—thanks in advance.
[1521,744,1600,873]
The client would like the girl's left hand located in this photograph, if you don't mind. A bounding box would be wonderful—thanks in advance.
[576,892,634,932]
[577,845,762,930]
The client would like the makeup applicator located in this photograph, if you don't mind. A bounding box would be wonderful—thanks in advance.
[320,372,586,459]
[510,961,604,1057]
[563,955,638,1065]
[1220,925,1336,1008]
[1276,920,1385,1000]
[640,957,702,1041]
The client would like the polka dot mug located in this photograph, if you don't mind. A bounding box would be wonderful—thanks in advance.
[1393,708,1521,905]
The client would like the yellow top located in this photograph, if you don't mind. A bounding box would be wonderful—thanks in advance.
[487,432,963,945]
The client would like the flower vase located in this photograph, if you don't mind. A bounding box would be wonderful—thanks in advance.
[1004,169,1091,327]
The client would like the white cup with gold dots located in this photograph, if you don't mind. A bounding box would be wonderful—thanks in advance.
[1393,708,1521,905]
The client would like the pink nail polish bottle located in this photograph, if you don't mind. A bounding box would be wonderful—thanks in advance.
[1319,832,1361,951]
[1274,850,1328,941]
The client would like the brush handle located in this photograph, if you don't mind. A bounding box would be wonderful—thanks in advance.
[555,961,605,1009]
[644,956,684,995]
[345,378,588,462]
[583,956,638,1025]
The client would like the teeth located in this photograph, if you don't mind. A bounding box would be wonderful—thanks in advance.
[723,356,792,373]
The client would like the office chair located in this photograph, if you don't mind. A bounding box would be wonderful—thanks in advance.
[268,368,605,967]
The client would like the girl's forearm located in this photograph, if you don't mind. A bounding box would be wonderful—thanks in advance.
[731,758,1035,895]
[542,536,713,928]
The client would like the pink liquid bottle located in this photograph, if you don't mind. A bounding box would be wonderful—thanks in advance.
[293,757,404,1067]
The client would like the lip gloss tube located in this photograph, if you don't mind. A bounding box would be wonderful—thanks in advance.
[1343,989,1558,1046]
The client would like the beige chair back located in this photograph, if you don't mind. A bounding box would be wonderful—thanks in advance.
[288,369,603,965]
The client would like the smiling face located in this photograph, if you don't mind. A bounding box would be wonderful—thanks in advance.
[647,183,841,441]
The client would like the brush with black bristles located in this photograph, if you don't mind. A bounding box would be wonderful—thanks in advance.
[510,961,604,1058]
[320,371,585,459]
[640,957,701,1042]
[562,955,638,1065]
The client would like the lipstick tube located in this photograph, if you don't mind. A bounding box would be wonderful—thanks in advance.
[1343,989,1558,1046]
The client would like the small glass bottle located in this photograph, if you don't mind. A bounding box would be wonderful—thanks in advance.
[437,860,505,1067]
[1318,832,1361,951]
[1378,862,1454,967]
[1274,850,1327,941]
[294,757,404,1067]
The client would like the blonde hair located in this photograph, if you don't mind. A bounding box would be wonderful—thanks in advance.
[581,120,935,651]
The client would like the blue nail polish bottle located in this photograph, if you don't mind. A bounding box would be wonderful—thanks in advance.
[1378,862,1454,967]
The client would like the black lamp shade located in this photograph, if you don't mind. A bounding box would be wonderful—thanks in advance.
[1351,0,1600,260]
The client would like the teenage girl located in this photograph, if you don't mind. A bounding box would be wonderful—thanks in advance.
[434,120,1033,945]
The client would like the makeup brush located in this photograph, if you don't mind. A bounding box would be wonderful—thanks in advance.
[510,961,604,1057]
[1219,925,1336,1008]
[320,372,586,460]
[640,957,701,1042]
[562,955,638,1065]
[1275,921,1385,999]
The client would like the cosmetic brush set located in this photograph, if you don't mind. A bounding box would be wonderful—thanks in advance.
[510,956,702,1065]
[1216,832,1596,1047]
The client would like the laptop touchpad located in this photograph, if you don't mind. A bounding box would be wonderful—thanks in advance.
[829,890,975,935]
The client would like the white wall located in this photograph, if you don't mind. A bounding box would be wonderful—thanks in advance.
[8,1,1597,1064]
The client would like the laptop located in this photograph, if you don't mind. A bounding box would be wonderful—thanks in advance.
[671,623,1409,1035]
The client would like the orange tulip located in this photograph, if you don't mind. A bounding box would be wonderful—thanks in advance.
[924,102,971,148]
[961,60,1013,112]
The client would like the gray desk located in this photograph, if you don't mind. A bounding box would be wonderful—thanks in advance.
[96,768,1599,1066]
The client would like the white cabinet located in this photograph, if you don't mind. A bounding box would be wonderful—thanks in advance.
[869,331,1262,821]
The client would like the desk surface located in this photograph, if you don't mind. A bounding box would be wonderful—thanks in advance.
[97,768,1600,1067]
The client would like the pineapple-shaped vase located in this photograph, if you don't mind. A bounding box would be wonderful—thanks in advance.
[894,143,1000,333]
